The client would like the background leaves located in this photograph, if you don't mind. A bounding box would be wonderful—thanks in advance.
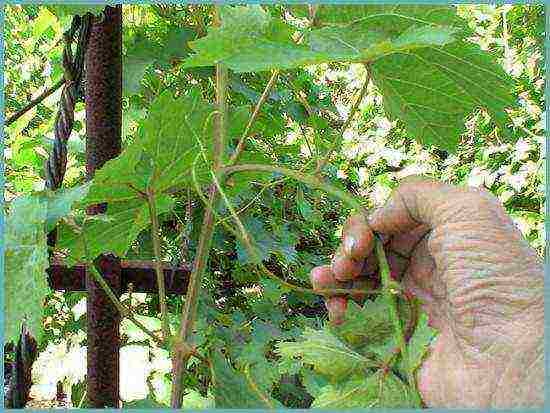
[3,3,543,409]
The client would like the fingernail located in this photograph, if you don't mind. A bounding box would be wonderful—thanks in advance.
[343,236,356,256]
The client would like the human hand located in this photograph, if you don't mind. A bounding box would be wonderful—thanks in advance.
[310,176,544,408]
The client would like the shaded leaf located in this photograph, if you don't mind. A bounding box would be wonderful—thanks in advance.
[275,327,376,379]
[372,40,515,151]
[312,371,420,408]
[210,350,281,408]
[5,195,50,343]
[159,26,194,63]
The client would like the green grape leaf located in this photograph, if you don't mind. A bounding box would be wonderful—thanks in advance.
[210,350,282,408]
[57,195,174,264]
[306,5,468,30]
[124,27,194,95]
[312,371,420,408]
[57,88,220,262]
[275,327,376,379]
[158,27,195,63]
[122,397,165,409]
[123,32,162,94]
[86,87,215,205]
[5,195,50,343]
[182,5,461,73]
[372,40,515,152]
[332,296,394,349]
[402,312,438,373]
[39,183,91,232]
[123,54,155,96]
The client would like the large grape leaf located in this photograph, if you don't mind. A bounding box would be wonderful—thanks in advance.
[371,40,515,152]
[210,350,282,408]
[57,196,174,265]
[5,187,91,342]
[275,327,376,379]
[306,5,515,151]
[124,27,194,96]
[182,5,459,73]
[297,4,468,31]
[84,88,215,206]
[5,196,50,343]
[312,371,420,408]
[57,89,215,262]
[183,4,514,153]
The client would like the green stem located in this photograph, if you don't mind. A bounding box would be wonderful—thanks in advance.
[375,237,418,398]
[171,9,228,407]
[229,69,279,166]
[220,163,367,216]
[80,234,163,347]
[146,189,171,341]
[198,160,377,297]
[314,68,370,174]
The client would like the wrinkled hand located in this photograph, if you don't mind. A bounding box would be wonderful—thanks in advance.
[310,177,544,408]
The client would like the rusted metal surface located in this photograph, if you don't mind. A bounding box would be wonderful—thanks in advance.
[85,7,122,183]
[86,254,121,408]
[4,323,38,408]
[47,260,190,294]
[84,5,122,408]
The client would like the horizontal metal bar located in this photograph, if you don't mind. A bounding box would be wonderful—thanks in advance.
[46,259,190,294]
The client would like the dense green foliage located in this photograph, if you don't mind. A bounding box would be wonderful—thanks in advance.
[4,4,545,408]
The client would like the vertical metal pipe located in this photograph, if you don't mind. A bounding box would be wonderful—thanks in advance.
[84,5,122,408]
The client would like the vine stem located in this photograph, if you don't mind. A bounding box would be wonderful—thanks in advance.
[206,166,378,297]
[375,237,419,401]
[170,7,228,408]
[314,67,371,174]
[77,229,163,347]
[220,163,368,216]
[229,69,280,166]
[146,189,171,341]
[5,78,65,126]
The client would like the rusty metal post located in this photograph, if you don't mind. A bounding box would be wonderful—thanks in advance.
[84,5,122,408]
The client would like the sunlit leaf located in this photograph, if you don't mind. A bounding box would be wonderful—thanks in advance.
[182,5,460,73]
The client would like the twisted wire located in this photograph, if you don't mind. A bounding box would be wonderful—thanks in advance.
[45,14,92,190]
